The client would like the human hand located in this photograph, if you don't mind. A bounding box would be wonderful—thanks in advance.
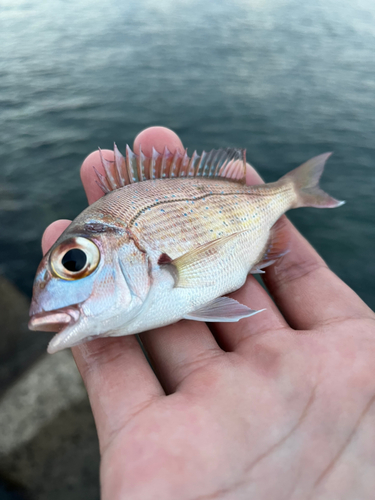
[42,127,375,500]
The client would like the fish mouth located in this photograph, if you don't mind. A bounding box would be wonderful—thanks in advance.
[28,306,80,333]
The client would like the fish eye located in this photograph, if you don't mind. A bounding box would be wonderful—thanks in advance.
[50,237,100,280]
[62,249,87,272]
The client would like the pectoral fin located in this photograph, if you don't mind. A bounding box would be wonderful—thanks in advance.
[161,232,244,288]
[184,297,265,322]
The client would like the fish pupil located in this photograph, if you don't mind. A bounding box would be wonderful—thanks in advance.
[62,249,87,272]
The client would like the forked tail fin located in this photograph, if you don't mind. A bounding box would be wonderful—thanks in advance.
[280,153,345,209]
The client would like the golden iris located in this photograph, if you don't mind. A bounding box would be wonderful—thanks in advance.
[50,237,100,280]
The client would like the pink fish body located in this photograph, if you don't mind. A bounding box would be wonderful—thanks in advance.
[29,146,344,353]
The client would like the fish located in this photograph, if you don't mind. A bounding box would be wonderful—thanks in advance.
[29,145,344,353]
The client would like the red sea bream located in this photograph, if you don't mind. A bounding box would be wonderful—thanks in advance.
[29,146,344,353]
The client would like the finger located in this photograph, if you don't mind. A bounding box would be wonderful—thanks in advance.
[139,321,223,394]
[42,219,71,254]
[133,125,184,156]
[72,337,164,453]
[262,218,374,330]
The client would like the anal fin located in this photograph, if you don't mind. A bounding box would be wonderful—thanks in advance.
[254,215,289,274]
[250,260,276,274]
[252,217,290,273]
[184,296,265,322]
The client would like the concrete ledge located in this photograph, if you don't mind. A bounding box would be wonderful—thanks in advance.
[0,276,47,393]
[0,277,100,499]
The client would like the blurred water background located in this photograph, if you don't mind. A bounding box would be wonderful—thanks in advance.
[0,0,374,308]
[0,0,374,498]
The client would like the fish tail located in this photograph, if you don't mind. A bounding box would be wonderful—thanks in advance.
[280,153,345,209]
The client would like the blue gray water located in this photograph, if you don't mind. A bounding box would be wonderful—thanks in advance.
[0,0,374,309]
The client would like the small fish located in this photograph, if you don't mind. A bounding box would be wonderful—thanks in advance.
[29,145,344,353]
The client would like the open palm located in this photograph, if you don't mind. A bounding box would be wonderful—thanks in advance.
[42,127,375,500]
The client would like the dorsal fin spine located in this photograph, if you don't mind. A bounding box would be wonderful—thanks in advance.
[188,150,199,177]
[187,151,197,177]
[150,147,159,179]
[160,146,167,178]
[99,148,118,190]
[227,160,238,179]
[94,145,247,194]
[196,151,207,177]
[160,146,171,178]
[181,151,189,177]
[138,145,148,181]
[170,150,180,177]
[218,159,228,177]
[220,149,237,177]
[212,149,222,176]
[114,143,128,186]
[174,150,183,177]
[203,150,214,177]
[176,150,187,177]
[204,150,213,177]
[207,150,218,177]
[212,149,224,176]
[125,145,137,183]
[218,151,231,177]
[94,166,111,193]
[213,149,227,177]
[136,146,142,181]
[242,150,247,178]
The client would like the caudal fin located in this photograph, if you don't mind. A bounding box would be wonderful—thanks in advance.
[281,153,345,209]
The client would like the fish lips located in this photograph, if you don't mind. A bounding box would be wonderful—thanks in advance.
[28,306,80,333]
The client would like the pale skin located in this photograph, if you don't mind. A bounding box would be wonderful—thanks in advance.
[42,127,375,500]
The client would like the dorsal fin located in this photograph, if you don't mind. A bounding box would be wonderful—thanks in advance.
[94,144,247,194]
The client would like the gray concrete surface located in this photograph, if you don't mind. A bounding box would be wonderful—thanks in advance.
[0,276,46,393]
[0,276,100,499]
